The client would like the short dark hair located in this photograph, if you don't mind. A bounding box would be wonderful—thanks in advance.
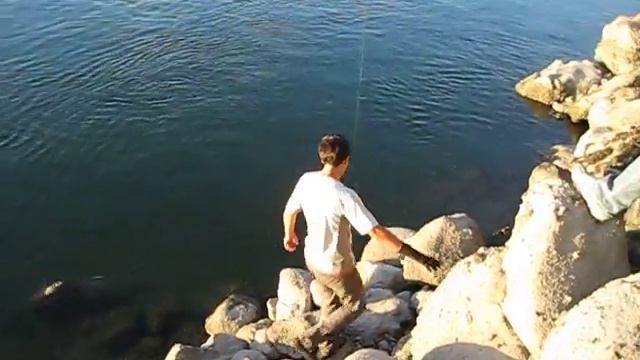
[318,134,350,166]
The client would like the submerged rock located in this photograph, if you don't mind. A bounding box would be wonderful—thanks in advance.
[540,273,640,360]
[502,163,630,357]
[515,59,606,109]
[360,227,416,264]
[411,247,528,360]
[401,213,484,286]
[32,279,123,322]
[595,13,640,75]
[275,268,313,321]
[204,294,260,337]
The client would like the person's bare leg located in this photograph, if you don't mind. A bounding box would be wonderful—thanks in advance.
[307,269,364,343]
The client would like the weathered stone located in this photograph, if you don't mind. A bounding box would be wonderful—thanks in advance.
[502,163,630,357]
[235,319,273,343]
[401,213,484,286]
[409,287,433,313]
[357,262,407,292]
[588,87,640,130]
[204,294,260,337]
[363,288,395,304]
[420,344,522,360]
[266,313,319,359]
[595,13,640,75]
[164,344,217,360]
[392,335,412,360]
[360,227,416,263]
[201,333,248,356]
[266,298,277,321]
[346,296,412,347]
[515,59,605,106]
[251,328,280,359]
[344,349,393,360]
[625,198,640,231]
[395,291,412,306]
[275,269,313,321]
[231,349,269,360]
[411,247,528,360]
[553,71,640,122]
[540,273,640,360]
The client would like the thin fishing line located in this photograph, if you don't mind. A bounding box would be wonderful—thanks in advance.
[352,2,367,147]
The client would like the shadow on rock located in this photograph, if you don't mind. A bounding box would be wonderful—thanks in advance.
[423,343,518,360]
[628,230,640,273]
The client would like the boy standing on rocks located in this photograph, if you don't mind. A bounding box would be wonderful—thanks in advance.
[282,134,440,349]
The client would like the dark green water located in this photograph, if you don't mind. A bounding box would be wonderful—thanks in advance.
[1,0,638,358]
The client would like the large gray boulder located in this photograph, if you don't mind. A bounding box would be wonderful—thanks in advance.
[166,336,247,360]
[411,247,529,360]
[275,268,313,321]
[502,163,630,357]
[356,261,407,292]
[540,273,640,360]
[595,13,640,75]
[231,350,269,360]
[401,213,484,286]
[515,59,605,107]
[346,295,413,347]
[344,349,393,360]
[201,333,248,354]
[360,227,416,263]
[205,294,261,337]
[164,344,217,360]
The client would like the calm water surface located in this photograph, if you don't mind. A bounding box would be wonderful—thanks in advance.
[1,0,639,358]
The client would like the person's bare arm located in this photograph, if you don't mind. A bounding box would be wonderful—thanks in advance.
[283,209,300,252]
[368,225,403,252]
[368,225,440,270]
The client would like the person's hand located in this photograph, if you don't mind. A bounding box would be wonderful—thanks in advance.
[398,243,440,271]
[283,233,299,252]
[416,253,440,271]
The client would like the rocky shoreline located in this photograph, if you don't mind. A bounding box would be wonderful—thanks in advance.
[160,13,640,360]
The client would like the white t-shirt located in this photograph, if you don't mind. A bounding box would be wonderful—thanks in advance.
[284,171,379,275]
